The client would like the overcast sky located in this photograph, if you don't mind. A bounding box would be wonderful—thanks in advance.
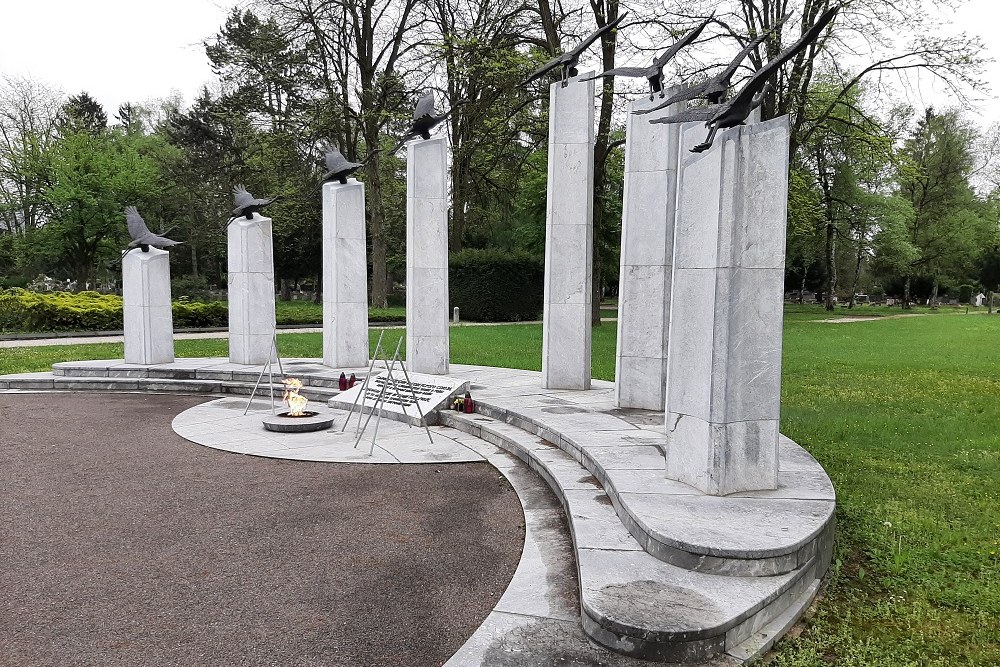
[0,0,998,126]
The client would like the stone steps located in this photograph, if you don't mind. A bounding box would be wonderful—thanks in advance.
[466,397,835,577]
[440,409,826,663]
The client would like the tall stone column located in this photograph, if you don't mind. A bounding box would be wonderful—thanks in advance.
[406,135,450,375]
[614,94,684,409]
[542,74,594,390]
[123,247,174,365]
[228,214,276,365]
[665,116,790,495]
[323,180,370,368]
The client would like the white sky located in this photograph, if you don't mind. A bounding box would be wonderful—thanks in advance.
[0,0,998,127]
[0,0,241,114]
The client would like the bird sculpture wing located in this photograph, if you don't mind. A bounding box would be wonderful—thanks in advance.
[582,66,652,81]
[647,105,723,125]
[324,147,346,172]
[569,12,628,58]
[634,80,711,115]
[413,91,435,120]
[653,13,714,68]
[125,206,152,242]
[715,11,794,85]
[725,7,838,113]
[521,56,565,86]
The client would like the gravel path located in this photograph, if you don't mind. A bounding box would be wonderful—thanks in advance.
[0,393,524,667]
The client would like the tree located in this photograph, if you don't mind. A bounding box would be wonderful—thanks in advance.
[59,92,108,135]
[897,108,989,307]
[0,76,62,239]
[37,127,162,287]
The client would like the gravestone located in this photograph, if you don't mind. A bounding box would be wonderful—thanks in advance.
[664,117,790,495]
[228,214,277,365]
[542,73,594,390]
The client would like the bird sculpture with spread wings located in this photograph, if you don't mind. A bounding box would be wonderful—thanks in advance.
[390,91,454,153]
[521,13,629,88]
[650,7,838,153]
[124,206,181,254]
[636,12,791,114]
[583,14,712,100]
[322,146,366,184]
[232,185,275,219]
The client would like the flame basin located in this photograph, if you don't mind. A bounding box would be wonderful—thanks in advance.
[262,410,335,433]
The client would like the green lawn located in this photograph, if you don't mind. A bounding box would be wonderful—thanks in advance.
[1,310,998,664]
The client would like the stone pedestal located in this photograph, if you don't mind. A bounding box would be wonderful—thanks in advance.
[228,214,276,365]
[322,180,370,368]
[614,95,684,410]
[406,136,450,374]
[665,116,790,495]
[123,247,174,365]
[542,74,594,390]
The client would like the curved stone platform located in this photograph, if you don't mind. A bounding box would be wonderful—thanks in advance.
[1,357,836,664]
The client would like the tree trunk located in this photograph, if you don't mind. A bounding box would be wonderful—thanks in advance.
[988,290,993,315]
[848,240,863,309]
[824,219,836,311]
[800,264,808,303]
[313,274,321,304]
[903,276,912,309]
[190,243,199,277]
[930,278,939,309]
[590,0,619,327]
[366,149,388,308]
[280,278,292,301]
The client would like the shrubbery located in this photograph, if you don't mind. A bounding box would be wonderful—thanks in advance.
[173,299,228,328]
[0,289,231,332]
[14,289,124,331]
[449,249,544,322]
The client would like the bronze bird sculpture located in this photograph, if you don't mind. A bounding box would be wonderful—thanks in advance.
[232,185,275,219]
[390,91,454,153]
[123,206,181,255]
[650,7,838,153]
[635,12,791,114]
[583,14,713,100]
[521,13,629,88]
[322,146,365,184]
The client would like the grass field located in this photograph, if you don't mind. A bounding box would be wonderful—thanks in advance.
[1,305,998,664]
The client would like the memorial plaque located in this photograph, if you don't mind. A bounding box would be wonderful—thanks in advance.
[328,371,468,426]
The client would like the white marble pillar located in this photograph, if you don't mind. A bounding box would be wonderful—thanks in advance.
[228,214,277,365]
[614,94,684,410]
[123,247,174,365]
[323,180,370,368]
[665,116,790,496]
[406,136,450,375]
[542,74,594,390]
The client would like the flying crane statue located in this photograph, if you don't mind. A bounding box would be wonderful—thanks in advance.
[650,6,838,153]
[634,12,791,114]
[582,14,713,100]
[123,206,181,256]
[521,13,629,88]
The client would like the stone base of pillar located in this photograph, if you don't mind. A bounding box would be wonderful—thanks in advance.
[406,136,450,375]
[542,74,594,390]
[123,248,175,365]
[664,117,790,495]
[228,214,276,365]
[322,180,370,368]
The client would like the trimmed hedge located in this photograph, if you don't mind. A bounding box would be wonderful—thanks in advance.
[0,289,229,332]
[449,249,544,322]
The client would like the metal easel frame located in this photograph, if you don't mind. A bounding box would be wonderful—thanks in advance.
[243,330,285,415]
